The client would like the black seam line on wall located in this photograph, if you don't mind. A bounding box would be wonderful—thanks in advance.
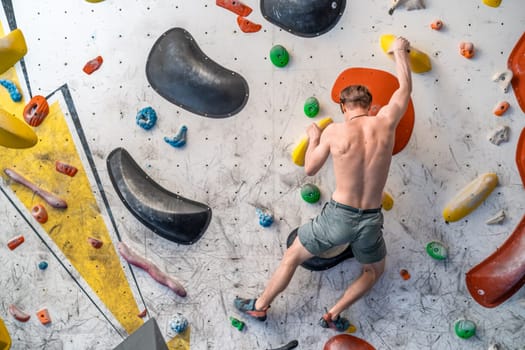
[46,82,150,324]
[0,185,126,337]
[1,0,33,98]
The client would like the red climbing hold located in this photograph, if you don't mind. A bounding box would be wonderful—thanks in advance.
[87,237,103,249]
[237,16,262,33]
[83,56,103,75]
[55,160,78,177]
[7,235,24,250]
[216,0,252,16]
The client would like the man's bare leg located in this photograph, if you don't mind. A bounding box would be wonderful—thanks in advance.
[254,237,315,310]
[326,258,385,319]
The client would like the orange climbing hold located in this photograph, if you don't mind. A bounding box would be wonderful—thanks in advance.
[493,101,510,116]
[23,95,49,127]
[36,308,51,325]
[459,42,475,59]
[7,234,24,250]
[216,0,252,16]
[517,128,525,188]
[430,20,443,30]
[237,16,262,33]
[31,204,48,224]
[55,160,78,177]
[400,269,411,280]
[83,56,103,75]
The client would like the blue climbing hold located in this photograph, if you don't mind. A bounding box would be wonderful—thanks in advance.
[256,208,274,227]
[38,261,48,270]
[0,79,22,102]
[164,125,188,148]
[169,313,188,334]
[136,106,157,130]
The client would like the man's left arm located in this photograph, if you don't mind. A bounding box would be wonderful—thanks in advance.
[304,124,331,176]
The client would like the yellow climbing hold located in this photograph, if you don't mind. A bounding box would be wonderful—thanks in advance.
[382,191,394,211]
[0,28,27,75]
[291,117,333,166]
[380,34,431,74]
[0,108,37,149]
[442,173,498,222]
[482,0,502,7]
[0,318,11,350]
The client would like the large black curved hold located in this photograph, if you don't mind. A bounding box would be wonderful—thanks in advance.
[146,27,249,118]
[107,148,212,245]
[286,228,354,271]
[261,0,346,37]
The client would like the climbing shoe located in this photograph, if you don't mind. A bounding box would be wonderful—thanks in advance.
[319,312,350,332]
[234,297,268,321]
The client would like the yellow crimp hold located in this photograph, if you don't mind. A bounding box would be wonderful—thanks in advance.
[85,0,105,2]
[346,323,357,333]
[291,117,333,166]
[442,173,498,222]
[0,318,11,350]
[0,29,27,75]
[0,108,37,149]
[382,191,394,211]
[380,34,432,74]
[482,0,502,7]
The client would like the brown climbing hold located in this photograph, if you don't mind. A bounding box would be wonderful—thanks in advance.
[216,0,252,16]
[137,309,147,318]
[8,304,30,322]
[87,237,103,249]
[36,308,51,325]
[400,269,411,280]
[459,42,475,59]
[31,204,48,224]
[7,234,24,250]
[493,101,510,116]
[23,95,49,127]
[55,160,78,177]
[430,20,443,30]
[83,56,103,75]
[237,16,262,33]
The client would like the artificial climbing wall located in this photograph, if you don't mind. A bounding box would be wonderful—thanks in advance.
[1,0,524,349]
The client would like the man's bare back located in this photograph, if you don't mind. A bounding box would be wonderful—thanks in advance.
[324,114,397,209]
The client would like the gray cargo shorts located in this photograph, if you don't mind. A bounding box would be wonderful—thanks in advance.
[297,199,386,264]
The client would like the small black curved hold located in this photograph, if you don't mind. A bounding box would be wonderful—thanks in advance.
[286,228,354,271]
[260,0,346,37]
[106,148,212,245]
[146,27,249,118]
[267,340,299,350]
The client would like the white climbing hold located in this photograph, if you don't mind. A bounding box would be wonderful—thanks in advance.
[486,209,506,225]
[488,125,510,145]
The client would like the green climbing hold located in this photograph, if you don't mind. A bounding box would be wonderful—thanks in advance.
[426,241,447,260]
[270,45,289,68]
[301,183,321,203]
[454,319,476,339]
[304,97,320,118]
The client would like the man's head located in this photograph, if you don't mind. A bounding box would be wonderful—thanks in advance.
[339,85,372,113]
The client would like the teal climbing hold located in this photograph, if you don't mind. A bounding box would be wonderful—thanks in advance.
[301,183,320,203]
[426,241,447,260]
[454,319,476,339]
[270,45,289,68]
[0,79,22,102]
[304,96,320,118]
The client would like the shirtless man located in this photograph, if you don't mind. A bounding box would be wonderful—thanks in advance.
[234,37,412,331]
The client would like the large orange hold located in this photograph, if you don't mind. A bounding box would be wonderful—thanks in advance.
[237,16,262,33]
[331,67,415,155]
[324,334,376,350]
[517,127,525,188]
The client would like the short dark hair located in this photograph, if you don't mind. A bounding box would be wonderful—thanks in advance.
[339,85,372,109]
